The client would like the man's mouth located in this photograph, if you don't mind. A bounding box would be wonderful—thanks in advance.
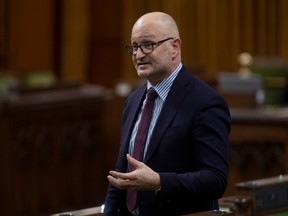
[137,62,149,67]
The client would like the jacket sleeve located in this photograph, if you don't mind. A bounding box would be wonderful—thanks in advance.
[158,94,231,199]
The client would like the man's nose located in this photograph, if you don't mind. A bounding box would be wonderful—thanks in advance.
[134,48,146,59]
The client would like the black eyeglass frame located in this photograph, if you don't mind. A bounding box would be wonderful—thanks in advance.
[125,37,174,55]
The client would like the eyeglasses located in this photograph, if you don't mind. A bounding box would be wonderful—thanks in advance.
[125,37,174,55]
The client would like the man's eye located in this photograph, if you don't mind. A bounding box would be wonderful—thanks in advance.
[142,43,152,48]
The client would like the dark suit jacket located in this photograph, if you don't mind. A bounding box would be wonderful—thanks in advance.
[104,66,231,216]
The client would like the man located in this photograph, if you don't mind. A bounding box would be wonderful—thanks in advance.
[104,12,231,216]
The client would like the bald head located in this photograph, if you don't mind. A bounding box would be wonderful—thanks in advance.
[129,12,182,84]
[132,12,180,40]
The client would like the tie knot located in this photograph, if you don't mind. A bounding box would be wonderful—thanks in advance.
[146,88,158,101]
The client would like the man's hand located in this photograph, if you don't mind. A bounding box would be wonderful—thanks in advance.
[107,154,160,191]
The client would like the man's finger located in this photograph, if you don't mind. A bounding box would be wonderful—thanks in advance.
[126,154,142,167]
[107,175,129,189]
[109,170,132,180]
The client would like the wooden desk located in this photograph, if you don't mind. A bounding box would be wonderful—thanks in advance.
[226,107,288,196]
[53,207,233,216]
[51,205,103,216]
[183,210,234,216]
[0,85,108,215]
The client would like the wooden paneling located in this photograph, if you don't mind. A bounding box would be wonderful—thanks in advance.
[121,0,288,79]
[0,0,8,72]
[226,108,288,196]
[2,0,287,86]
[60,0,90,83]
[87,0,123,88]
[8,0,55,73]
[0,85,108,215]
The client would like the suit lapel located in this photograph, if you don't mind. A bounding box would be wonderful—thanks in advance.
[144,69,191,163]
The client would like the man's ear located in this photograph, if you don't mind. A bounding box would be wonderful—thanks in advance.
[171,38,181,57]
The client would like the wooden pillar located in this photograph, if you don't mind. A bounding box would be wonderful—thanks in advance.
[60,0,90,83]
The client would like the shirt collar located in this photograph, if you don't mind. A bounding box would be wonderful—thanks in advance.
[147,63,182,101]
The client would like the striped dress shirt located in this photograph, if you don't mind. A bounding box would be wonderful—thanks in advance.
[129,63,183,158]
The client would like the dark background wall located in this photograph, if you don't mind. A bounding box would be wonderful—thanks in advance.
[1,0,287,87]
